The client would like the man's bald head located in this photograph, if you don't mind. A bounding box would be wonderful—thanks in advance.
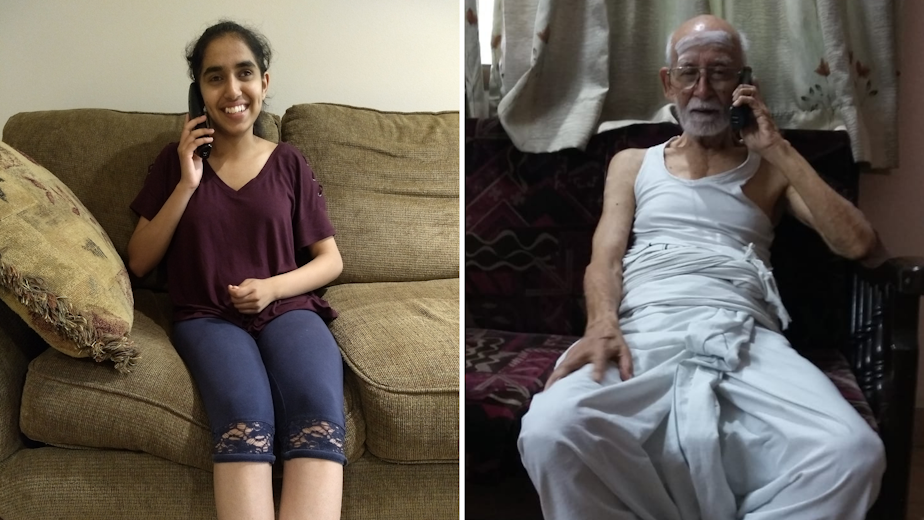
[664,15,748,65]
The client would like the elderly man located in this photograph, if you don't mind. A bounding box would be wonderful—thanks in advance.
[517,14,885,520]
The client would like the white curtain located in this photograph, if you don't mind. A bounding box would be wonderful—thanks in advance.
[464,0,489,118]
[485,0,898,169]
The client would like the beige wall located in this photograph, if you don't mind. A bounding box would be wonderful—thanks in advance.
[858,0,924,407]
[0,0,460,135]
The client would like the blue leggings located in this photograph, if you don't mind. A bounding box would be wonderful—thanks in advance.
[172,310,346,466]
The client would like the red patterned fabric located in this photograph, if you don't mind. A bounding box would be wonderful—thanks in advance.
[465,119,683,335]
[465,328,577,421]
[465,328,577,478]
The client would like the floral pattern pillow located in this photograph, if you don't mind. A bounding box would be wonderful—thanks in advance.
[0,142,136,372]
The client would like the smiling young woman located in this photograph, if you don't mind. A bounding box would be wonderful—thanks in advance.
[126,20,346,520]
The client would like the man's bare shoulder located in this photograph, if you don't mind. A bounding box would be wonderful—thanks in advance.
[606,148,647,184]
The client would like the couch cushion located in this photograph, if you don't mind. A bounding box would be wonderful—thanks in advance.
[324,279,459,462]
[0,142,136,370]
[465,328,576,478]
[0,448,217,520]
[0,448,458,520]
[282,103,459,284]
[2,109,280,292]
[19,291,365,470]
[342,454,459,520]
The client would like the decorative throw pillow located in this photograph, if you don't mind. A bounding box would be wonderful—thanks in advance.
[0,142,136,372]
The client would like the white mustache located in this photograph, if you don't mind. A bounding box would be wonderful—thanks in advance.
[677,98,731,136]
[685,100,725,112]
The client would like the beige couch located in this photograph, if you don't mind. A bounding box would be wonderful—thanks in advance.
[0,104,459,519]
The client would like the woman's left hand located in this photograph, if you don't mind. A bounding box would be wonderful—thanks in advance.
[733,81,784,153]
[228,278,277,314]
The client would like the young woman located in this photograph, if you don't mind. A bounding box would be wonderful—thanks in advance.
[127,21,345,520]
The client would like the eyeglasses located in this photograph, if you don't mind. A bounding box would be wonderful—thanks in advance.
[668,66,740,90]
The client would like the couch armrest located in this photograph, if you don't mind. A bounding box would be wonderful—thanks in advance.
[848,256,922,520]
[849,256,923,407]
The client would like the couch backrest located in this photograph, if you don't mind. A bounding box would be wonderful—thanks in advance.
[1,109,277,289]
[2,106,459,289]
[465,117,859,352]
[283,103,459,284]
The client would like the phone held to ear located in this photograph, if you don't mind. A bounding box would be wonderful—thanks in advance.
[187,83,212,159]
[730,66,753,131]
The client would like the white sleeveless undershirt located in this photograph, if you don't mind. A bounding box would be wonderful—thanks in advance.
[630,137,774,265]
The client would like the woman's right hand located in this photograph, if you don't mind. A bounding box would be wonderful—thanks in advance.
[178,114,213,189]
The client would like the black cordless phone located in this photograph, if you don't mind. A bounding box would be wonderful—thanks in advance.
[187,83,211,159]
[730,66,753,131]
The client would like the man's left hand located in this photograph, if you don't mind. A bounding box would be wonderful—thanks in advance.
[733,81,784,153]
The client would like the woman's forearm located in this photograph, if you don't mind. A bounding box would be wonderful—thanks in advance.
[268,242,343,300]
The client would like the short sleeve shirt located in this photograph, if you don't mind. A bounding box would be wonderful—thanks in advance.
[131,142,337,333]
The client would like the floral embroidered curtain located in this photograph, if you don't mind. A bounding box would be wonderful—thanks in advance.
[465,0,898,169]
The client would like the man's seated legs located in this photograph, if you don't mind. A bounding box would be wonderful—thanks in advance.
[519,311,885,520]
[718,327,885,519]
[519,337,690,520]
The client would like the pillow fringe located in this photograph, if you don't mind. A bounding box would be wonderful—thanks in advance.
[0,255,137,373]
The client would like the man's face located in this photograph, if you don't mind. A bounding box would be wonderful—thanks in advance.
[666,43,742,137]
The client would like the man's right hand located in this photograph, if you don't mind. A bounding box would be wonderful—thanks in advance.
[545,323,634,390]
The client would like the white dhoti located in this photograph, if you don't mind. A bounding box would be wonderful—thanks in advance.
[518,244,885,520]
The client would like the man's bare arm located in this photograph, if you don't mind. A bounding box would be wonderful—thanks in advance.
[763,141,877,260]
[583,151,640,333]
[732,82,876,260]
[545,149,643,388]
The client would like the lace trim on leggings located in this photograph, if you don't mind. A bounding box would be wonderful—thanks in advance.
[285,418,345,456]
[213,421,274,455]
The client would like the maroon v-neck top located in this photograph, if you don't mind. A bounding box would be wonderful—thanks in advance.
[131,142,337,333]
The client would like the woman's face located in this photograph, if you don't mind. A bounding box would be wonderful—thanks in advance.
[198,35,269,138]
